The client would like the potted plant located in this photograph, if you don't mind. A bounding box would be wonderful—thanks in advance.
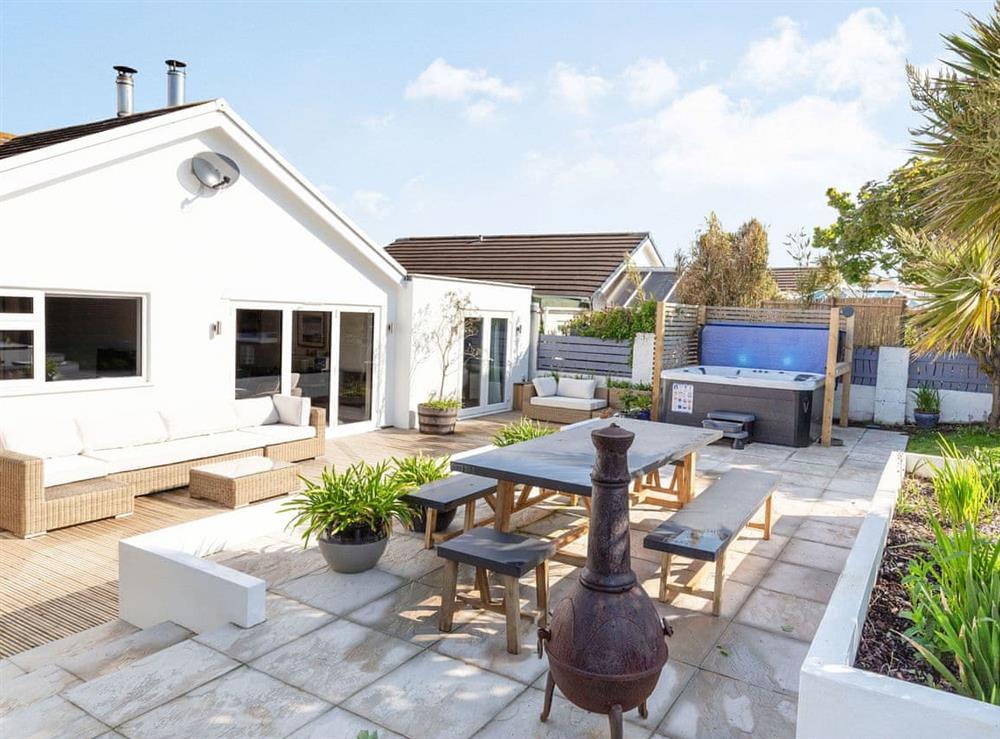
[414,291,472,434]
[391,454,454,533]
[620,390,652,420]
[281,461,415,573]
[417,396,460,435]
[912,383,941,428]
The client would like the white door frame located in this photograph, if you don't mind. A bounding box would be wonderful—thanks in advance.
[459,310,513,418]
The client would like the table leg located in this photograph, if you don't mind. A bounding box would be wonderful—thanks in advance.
[463,501,476,531]
[713,550,726,617]
[681,452,696,503]
[502,575,521,655]
[495,479,515,532]
[439,560,458,631]
[423,509,437,550]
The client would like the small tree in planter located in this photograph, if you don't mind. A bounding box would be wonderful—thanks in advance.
[413,291,472,434]
[281,461,415,574]
[912,384,941,428]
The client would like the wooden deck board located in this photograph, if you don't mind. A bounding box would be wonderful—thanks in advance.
[0,412,521,658]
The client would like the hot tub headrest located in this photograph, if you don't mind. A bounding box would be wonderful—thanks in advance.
[700,322,833,374]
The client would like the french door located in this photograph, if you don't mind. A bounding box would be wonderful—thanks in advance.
[460,313,510,417]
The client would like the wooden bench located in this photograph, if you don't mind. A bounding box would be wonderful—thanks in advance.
[402,474,497,549]
[643,469,778,615]
[437,527,555,654]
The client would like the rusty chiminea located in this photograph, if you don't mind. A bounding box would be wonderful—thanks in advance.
[538,423,671,739]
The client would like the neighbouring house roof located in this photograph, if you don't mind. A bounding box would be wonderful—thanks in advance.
[0,132,16,145]
[0,103,206,160]
[769,267,817,293]
[604,267,679,306]
[385,232,652,299]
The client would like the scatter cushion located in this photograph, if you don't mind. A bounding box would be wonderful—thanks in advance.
[273,395,311,427]
[77,411,169,452]
[529,396,606,411]
[43,455,111,487]
[0,418,83,459]
[557,377,597,399]
[234,397,280,428]
[532,376,558,397]
[161,402,240,440]
[241,424,316,444]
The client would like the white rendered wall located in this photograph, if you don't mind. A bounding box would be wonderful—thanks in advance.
[0,120,401,429]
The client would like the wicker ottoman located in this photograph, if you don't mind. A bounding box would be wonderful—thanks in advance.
[189,457,300,509]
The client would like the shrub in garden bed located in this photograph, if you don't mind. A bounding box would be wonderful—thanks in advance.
[494,418,555,447]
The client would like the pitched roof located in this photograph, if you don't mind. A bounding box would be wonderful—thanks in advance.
[0,102,207,160]
[769,267,817,292]
[386,232,651,298]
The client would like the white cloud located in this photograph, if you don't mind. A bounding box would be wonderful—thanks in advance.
[623,58,679,106]
[549,62,611,114]
[552,155,620,187]
[352,189,390,219]
[406,58,521,120]
[739,9,907,105]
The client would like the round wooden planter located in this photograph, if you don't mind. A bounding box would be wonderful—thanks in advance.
[417,404,458,435]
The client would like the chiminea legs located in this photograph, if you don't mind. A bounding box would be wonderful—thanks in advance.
[540,672,555,721]
[609,704,623,739]
[639,699,649,719]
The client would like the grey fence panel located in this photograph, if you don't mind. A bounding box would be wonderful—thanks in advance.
[908,353,991,393]
[851,348,879,386]
[537,334,632,376]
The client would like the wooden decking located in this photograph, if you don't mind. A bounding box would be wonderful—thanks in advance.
[0,412,521,658]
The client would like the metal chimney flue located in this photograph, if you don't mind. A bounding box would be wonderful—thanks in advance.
[114,65,137,117]
[165,60,187,107]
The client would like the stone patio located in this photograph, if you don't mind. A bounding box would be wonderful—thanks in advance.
[0,427,906,739]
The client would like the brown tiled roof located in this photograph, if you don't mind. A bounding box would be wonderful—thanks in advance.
[0,102,209,161]
[769,267,818,292]
[386,232,651,298]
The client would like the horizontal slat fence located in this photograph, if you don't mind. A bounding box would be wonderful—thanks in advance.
[851,347,879,386]
[538,334,632,376]
[660,303,699,369]
[763,297,906,346]
[909,353,991,393]
[708,305,833,325]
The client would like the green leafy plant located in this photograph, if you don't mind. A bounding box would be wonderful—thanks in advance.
[357,731,379,739]
[562,299,657,341]
[281,461,415,545]
[970,446,1000,509]
[607,378,652,391]
[390,454,451,488]
[913,383,942,413]
[421,397,460,411]
[901,520,1000,704]
[931,436,987,526]
[493,418,555,447]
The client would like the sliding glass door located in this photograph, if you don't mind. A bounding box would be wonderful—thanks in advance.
[337,312,374,425]
[461,317,483,409]
[292,310,332,419]
[235,309,282,398]
[461,314,510,416]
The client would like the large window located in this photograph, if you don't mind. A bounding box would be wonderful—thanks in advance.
[0,296,33,314]
[45,296,142,382]
[338,312,374,424]
[236,309,283,398]
[0,330,34,380]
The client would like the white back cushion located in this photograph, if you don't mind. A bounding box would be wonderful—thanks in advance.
[558,377,597,399]
[532,376,558,397]
[161,402,240,440]
[77,411,168,452]
[234,397,280,428]
[273,395,311,427]
[0,419,83,459]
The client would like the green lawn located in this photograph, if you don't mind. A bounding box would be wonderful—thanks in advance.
[906,424,1000,455]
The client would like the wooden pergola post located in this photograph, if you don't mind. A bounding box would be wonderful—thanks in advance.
[839,313,855,428]
[821,307,840,446]
[650,300,666,420]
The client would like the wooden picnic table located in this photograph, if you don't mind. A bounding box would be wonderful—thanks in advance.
[451,418,722,560]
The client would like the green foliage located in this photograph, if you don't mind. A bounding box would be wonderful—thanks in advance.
[390,454,451,488]
[931,436,987,526]
[357,731,379,739]
[907,424,1000,455]
[812,159,930,284]
[784,230,842,304]
[674,213,779,307]
[421,397,461,411]
[970,446,1000,509]
[912,383,941,413]
[620,390,652,412]
[901,520,1000,704]
[493,418,555,447]
[607,378,652,391]
[563,299,657,341]
[281,461,415,545]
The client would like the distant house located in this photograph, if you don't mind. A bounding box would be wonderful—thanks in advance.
[769,267,825,298]
[386,232,670,310]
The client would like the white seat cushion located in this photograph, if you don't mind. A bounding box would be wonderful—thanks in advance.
[0,418,83,459]
[241,424,316,445]
[529,395,607,411]
[161,403,240,440]
[557,377,597,399]
[77,411,169,452]
[86,431,264,473]
[272,395,311,426]
[234,397,280,428]
[44,455,111,488]
[532,376,558,397]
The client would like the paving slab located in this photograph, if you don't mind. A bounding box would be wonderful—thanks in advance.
[63,640,238,727]
[343,650,523,739]
[9,619,139,672]
[59,621,192,681]
[377,534,448,580]
[757,561,840,605]
[435,608,549,685]
[654,605,730,666]
[118,666,329,739]
[289,707,404,739]
[735,589,827,643]
[0,693,108,739]
[275,566,406,615]
[700,623,808,695]
[0,664,80,716]
[194,593,334,662]
[780,538,850,574]
[218,539,327,587]
[0,658,23,682]
[347,580,477,646]
[251,620,421,704]
[793,519,859,549]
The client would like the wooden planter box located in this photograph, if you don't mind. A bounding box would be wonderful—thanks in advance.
[513,382,534,411]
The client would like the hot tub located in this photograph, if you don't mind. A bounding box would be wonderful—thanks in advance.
[660,365,825,447]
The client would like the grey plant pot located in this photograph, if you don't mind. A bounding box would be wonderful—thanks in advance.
[317,530,389,574]
[913,410,940,429]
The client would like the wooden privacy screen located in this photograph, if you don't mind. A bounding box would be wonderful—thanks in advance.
[763,297,907,347]
[653,302,855,447]
[537,334,632,377]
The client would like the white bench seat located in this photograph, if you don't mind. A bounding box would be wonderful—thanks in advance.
[529,396,607,411]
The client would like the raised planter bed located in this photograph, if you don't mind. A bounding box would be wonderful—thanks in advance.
[797,451,1000,738]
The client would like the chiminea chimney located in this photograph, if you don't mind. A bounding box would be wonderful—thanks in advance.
[114,66,137,117]
[165,60,187,107]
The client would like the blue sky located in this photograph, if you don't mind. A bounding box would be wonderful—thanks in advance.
[1,1,992,266]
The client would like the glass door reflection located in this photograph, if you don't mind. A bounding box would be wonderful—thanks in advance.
[292,310,332,420]
[461,317,484,409]
[338,312,374,424]
[487,318,508,405]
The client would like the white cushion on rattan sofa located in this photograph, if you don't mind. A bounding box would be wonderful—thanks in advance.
[529,395,606,411]
[557,377,597,399]
[272,395,311,426]
[77,411,169,452]
[235,397,281,427]
[241,424,315,444]
[532,376,558,397]
[161,402,241,440]
[85,431,265,473]
[43,455,111,487]
[0,418,83,459]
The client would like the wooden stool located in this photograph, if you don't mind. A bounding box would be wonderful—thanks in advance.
[436,527,555,654]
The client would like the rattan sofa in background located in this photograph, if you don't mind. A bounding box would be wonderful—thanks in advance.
[0,399,326,538]
[522,377,609,424]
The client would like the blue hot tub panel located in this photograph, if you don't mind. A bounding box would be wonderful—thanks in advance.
[699,322,831,375]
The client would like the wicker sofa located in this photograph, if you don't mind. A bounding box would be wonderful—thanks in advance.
[523,377,609,424]
[0,396,325,538]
